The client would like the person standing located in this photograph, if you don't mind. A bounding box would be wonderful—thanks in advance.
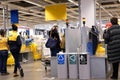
[103,17,120,79]
[89,26,99,55]
[0,29,9,75]
[8,24,24,77]
[49,25,61,56]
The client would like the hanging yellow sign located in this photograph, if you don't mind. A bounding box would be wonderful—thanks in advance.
[45,4,67,21]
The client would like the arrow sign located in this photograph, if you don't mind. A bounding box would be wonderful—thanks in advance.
[69,54,77,64]
[58,54,65,64]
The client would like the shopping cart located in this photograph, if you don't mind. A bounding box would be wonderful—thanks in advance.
[41,43,51,72]
[41,56,51,72]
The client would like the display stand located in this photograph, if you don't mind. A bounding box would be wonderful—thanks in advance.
[68,52,78,79]
[78,52,90,79]
[51,56,57,77]
[57,52,68,79]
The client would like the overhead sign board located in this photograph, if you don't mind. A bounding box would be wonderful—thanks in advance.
[45,4,67,21]
[10,10,19,24]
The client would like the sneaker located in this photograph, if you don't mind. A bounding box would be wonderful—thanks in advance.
[13,73,19,77]
[20,69,24,77]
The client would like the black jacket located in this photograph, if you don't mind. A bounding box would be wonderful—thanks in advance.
[8,31,22,52]
[104,25,120,63]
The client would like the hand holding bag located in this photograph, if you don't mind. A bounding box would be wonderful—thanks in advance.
[45,37,57,48]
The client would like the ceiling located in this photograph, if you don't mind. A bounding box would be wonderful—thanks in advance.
[0,0,119,27]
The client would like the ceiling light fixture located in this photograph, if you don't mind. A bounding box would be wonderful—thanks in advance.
[68,0,78,6]
[19,11,43,18]
[96,2,113,17]
[23,0,44,8]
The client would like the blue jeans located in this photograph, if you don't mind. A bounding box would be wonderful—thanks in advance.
[0,50,8,73]
[10,50,21,73]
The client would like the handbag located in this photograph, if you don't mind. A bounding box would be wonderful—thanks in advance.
[45,37,57,48]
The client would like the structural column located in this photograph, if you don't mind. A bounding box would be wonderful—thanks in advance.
[78,0,96,52]
[80,0,96,27]
[3,5,8,30]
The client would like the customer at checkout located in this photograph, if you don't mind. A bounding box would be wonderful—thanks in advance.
[103,17,120,79]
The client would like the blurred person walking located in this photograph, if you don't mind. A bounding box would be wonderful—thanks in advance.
[8,24,24,77]
[103,17,120,79]
[0,29,9,75]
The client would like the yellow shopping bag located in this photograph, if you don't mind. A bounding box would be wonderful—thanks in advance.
[30,43,42,60]
[96,43,106,57]
[7,53,14,65]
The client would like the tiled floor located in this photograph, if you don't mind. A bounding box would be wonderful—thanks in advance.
[0,61,116,80]
[0,61,56,80]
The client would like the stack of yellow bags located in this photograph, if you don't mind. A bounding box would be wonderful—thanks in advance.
[96,43,106,57]
[20,44,26,53]
[30,43,42,60]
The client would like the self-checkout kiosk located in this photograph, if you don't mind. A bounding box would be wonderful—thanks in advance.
[65,29,81,79]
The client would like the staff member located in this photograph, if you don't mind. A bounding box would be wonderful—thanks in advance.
[8,24,24,77]
[0,29,9,75]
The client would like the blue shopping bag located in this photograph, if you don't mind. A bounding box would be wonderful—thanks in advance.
[87,42,93,56]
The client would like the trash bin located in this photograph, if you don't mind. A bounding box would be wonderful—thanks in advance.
[57,52,68,79]
[68,52,78,79]
[51,56,57,77]
[78,52,90,79]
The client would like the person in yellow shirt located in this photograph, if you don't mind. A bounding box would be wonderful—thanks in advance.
[0,29,9,75]
[8,24,24,77]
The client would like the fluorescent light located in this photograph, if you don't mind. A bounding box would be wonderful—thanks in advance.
[23,0,44,8]
[19,11,43,18]
[68,0,78,6]
[96,2,113,17]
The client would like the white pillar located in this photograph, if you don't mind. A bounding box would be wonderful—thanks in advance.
[80,0,96,27]
[3,5,8,30]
